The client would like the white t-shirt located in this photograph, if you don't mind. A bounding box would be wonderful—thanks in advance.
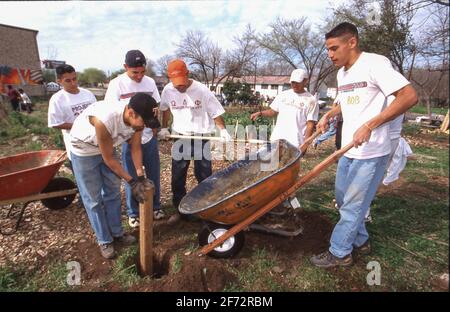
[70,100,135,156]
[269,89,319,147]
[20,93,32,104]
[337,52,410,159]
[48,88,96,159]
[386,96,404,139]
[105,73,161,144]
[160,80,225,134]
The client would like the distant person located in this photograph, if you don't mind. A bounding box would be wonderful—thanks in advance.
[18,88,32,113]
[105,49,163,227]
[159,59,231,224]
[48,64,96,171]
[6,85,20,112]
[70,93,159,259]
[311,22,417,269]
[250,68,319,152]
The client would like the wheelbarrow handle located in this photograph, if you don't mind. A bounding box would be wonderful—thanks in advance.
[54,151,67,163]
[198,141,354,256]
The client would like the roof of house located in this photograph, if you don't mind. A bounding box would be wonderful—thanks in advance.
[214,75,291,85]
[0,23,39,33]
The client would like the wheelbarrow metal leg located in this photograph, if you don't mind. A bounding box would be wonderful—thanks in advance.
[1,201,30,235]
[6,204,16,218]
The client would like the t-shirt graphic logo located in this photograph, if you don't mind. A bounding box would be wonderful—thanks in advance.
[195,100,201,106]
[338,81,368,93]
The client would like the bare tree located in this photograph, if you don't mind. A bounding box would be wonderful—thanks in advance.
[45,45,58,60]
[155,54,174,77]
[176,30,222,88]
[145,58,157,78]
[255,17,336,93]
[333,0,417,76]
[216,25,260,88]
[174,27,261,92]
[411,7,449,116]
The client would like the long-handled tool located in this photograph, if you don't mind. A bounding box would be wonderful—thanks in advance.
[168,130,322,147]
[167,134,268,144]
[198,140,354,256]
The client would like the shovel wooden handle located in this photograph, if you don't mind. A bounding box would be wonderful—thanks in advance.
[167,134,268,144]
[198,141,354,256]
[299,130,322,154]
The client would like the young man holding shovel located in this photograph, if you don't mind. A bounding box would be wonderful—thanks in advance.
[311,22,417,268]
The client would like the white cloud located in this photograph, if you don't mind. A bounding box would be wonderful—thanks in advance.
[0,0,345,73]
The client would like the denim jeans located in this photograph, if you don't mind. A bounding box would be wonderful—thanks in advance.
[71,152,123,245]
[330,154,389,258]
[315,121,337,146]
[171,138,212,208]
[122,136,161,218]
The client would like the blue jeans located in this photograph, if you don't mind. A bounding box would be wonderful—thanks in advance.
[315,121,337,146]
[122,136,161,218]
[171,139,212,208]
[71,152,123,245]
[329,154,389,258]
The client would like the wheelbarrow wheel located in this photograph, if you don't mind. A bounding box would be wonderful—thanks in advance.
[41,177,76,210]
[198,223,245,258]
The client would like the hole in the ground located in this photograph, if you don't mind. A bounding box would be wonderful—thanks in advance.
[134,251,170,279]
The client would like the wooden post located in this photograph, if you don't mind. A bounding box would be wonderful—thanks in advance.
[139,186,154,276]
[440,110,449,132]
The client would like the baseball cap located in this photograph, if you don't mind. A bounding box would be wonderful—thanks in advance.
[125,50,147,67]
[128,93,161,129]
[290,68,307,83]
[167,59,189,86]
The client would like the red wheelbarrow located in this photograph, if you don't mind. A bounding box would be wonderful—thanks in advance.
[179,134,353,258]
[0,150,78,234]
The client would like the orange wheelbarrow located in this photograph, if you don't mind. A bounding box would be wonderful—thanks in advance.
[179,133,353,258]
[0,150,78,234]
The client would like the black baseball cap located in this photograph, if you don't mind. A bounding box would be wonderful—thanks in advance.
[125,49,147,67]
[128,93,160,129]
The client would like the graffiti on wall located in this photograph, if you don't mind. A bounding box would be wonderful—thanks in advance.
[0,65,43,93]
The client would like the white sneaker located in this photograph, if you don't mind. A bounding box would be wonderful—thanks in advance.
[128,217,139,228]
[153,209,165,220]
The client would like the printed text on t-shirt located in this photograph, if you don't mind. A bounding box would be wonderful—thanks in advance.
[170,99,202,110]
[71,101,93,116]
[338,81,367,93]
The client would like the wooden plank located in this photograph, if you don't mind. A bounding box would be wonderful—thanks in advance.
[440,110,449,132]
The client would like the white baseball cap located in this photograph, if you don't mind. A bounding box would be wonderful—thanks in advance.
[290,68,307,83]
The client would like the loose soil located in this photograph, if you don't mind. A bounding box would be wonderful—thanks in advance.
[1,129,447,291]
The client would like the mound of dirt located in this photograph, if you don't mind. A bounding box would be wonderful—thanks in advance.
[151,256,236,292]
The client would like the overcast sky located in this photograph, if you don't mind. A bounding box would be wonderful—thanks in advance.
[0,0,348,74]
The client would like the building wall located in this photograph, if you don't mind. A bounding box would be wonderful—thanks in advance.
[216,82,289,99]
[0,24,44,96]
